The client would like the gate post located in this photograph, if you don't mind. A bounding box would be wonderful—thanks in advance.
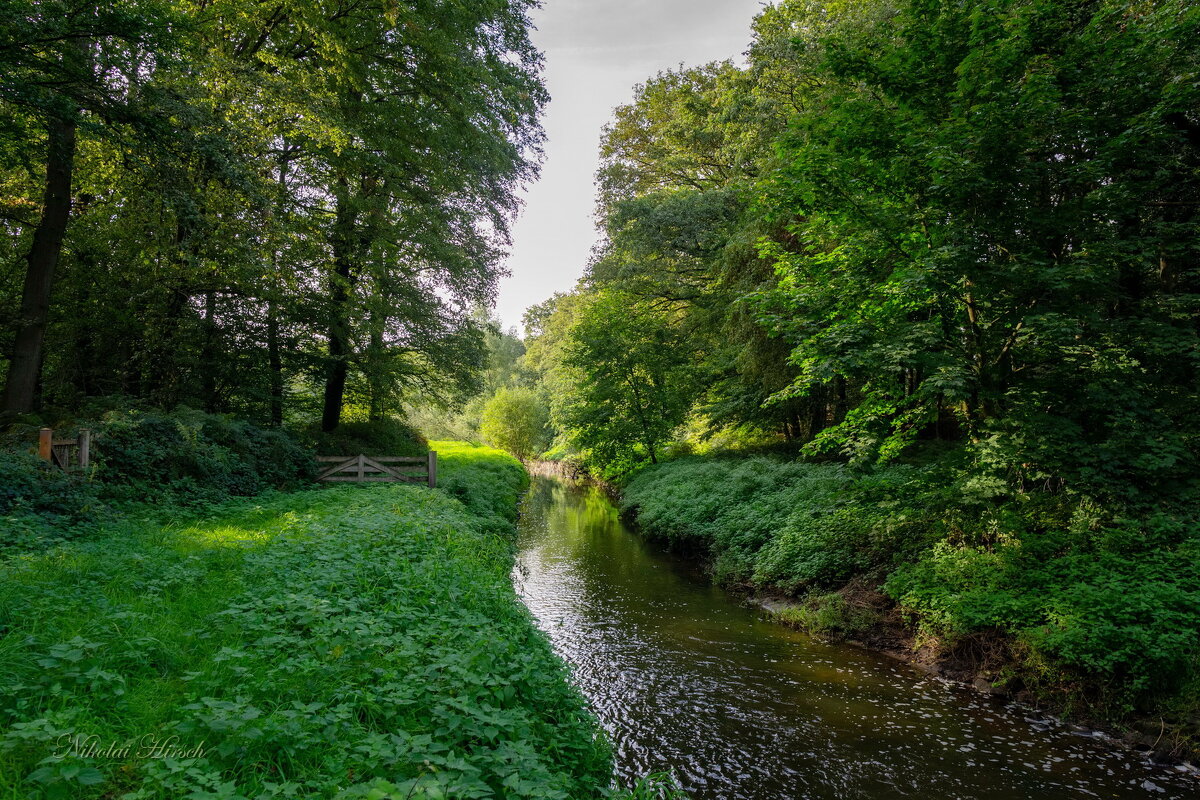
[427,450,437,488]
[78,429,91,469]
[38,428,52,461]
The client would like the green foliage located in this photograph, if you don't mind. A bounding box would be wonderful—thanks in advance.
[0,445,620,799]
[1,0,547,429]
[774,593,878,638]
[480,387,550,461]
[93,409,315,504]
[622,457,926,589]
[528,289,699,477]
[311,418,427,458]
[755,0,1200,496]
[522,0,1200,723]
[0,450,101,551]
[406,315,536,445]
[0,409,316,553]
[886,516,1200,709]
[430,441,528,538]
[627,450,1200,713]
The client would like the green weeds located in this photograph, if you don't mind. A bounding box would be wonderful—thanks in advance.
[0,443,625,798]
[772,594,879,638]
[622,456,1200,718]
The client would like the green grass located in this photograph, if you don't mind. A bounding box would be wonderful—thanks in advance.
[0,443,628,799]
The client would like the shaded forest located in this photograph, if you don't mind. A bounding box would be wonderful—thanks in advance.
[1,0,545,430]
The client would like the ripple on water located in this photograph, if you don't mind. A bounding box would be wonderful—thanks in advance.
[514,477,1200,800]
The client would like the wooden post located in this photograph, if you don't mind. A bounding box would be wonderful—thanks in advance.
[38,427,52,461]
[357,453,365,481]
[78,428,91,469]
[427,450,437,488]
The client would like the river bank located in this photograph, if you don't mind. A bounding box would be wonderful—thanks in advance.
[514,472,1200,799]
[536,455,1200,773]
[0,443,634,799]
[749,587,1200,771]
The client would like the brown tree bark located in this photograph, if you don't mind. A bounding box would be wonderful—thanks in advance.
[321,183,357,432]
[2,114,78,413]
[200,288,220,411]
[267,301,283,427]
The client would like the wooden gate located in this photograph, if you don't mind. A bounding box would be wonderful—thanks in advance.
[316,452,437,488]
[37,427,92,470]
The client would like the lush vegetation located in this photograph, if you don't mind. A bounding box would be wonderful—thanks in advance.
[479,389,549,463]
[622,457,1200,717]
[0,443,684,799]
[5,0,1200,765]
[1,0,545,430]
[479,0,1200,730]
[1,407,317,553]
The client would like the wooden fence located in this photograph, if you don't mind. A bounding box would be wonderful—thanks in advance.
[37,427,92,470]
[33,427,438,489]
[316,452,437,488]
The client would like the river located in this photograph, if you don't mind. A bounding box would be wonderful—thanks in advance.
[512,474,1199,800]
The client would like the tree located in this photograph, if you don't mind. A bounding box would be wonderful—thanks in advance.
[0,0,180,413]
[760,0,1200,494]
[546,289,698,471]
[0,0,548,433]
[480,387,549,461]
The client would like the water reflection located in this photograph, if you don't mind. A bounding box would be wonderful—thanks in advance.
[513,475,1198,800]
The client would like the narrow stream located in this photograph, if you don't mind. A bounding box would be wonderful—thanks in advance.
[512,474,1199,800]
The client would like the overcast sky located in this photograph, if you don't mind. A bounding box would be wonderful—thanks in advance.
[494,0,766,332]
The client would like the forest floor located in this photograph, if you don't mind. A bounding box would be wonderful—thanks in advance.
[0,443,628,799]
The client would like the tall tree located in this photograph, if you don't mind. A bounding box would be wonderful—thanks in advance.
[0,0,177,412]
[760,0,1200,492]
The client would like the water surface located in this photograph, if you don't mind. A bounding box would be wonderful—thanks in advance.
[513,475,1199,800]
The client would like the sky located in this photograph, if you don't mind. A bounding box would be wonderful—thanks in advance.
[494,0,767,333]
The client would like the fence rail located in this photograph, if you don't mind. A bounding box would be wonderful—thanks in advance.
[31,427,438,489]
[316,452,437,488]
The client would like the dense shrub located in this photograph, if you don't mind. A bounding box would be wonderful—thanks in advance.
[480,387,550,461]
[0,408,316,553]
[311,418,428,457]
[0,450,102,551]
[95,409,316,503]
[886,516,1200,708]
[621,456,926,589]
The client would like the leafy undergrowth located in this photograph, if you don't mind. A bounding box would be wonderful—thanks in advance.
[0,443,678,799]
[1,408,316,554]
[622,456,1200,722]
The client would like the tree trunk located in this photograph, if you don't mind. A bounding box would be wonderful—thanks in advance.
[267,301,283,426]
[200,288,220,411]
[2,114,78,413]
[321,184,357,432]
[266,143,292,428]
[367,324,385,422]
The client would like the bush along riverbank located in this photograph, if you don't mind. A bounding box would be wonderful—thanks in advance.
[0,441,674,799]
[618,454,1200,763]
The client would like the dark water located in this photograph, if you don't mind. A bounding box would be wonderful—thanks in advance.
[512,475,1200,800]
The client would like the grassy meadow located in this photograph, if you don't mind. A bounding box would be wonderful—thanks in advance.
[0,442,648,799]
